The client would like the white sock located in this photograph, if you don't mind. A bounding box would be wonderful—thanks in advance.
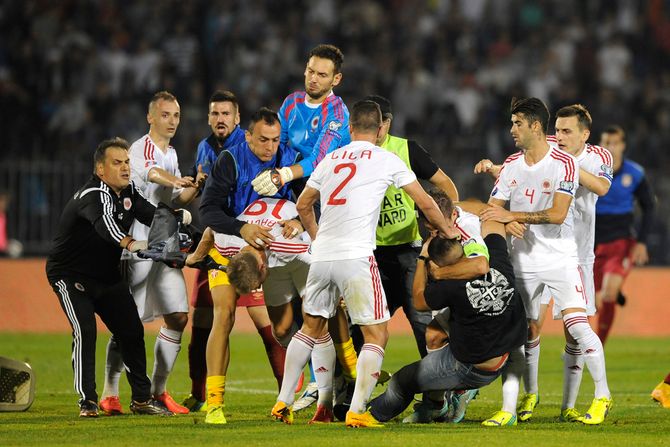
[278,330,315,405]
[523,337,541,395]
[563,312,610,399]
[562,343,584,409]
[102,337,124,398]
[312,333,336,408]
[349,344,385,414]
[151,327,182,395]
[501,345,525,414]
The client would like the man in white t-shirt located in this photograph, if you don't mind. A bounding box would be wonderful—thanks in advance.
[269,100,451,428]
[100,91,206,415]
[479,97,611,427]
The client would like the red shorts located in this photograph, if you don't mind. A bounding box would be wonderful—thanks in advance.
[594,238,636,291]
[189,269,266,308]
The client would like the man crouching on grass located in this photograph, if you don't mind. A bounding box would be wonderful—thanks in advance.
[367,210,527,426]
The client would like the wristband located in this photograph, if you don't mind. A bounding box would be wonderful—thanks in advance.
[417,255,429,262]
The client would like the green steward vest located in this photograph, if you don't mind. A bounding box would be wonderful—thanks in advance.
[376,134,421,246]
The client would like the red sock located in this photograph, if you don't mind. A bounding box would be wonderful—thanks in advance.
[597,301,616,345]
[188,325,211,400]
[258,324,286,390]
[664,371,670,385]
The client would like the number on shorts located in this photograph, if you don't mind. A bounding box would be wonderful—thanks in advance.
[327,163,357,206]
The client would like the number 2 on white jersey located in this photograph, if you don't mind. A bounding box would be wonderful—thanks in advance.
[327,163,357,206]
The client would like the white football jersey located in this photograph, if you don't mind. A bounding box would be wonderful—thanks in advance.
[307,141,417,262]
[213,198,311,267]
[491,146,580,272]
[573,144,613,264]
[129,134,184,240]
[454,207,488,258]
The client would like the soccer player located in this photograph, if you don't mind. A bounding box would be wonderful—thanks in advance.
[479,98,612,426]
[367,212,527,426]
[182,91,285,412]
[251,44,350,196]
[46,138,173,417]
[198,107,301,424]
[479,105,614,422]
[269,100,450,428]
[594,125,655,344]
[100,91,206,415]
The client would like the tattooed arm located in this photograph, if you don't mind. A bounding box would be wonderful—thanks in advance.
[481,192,573,225]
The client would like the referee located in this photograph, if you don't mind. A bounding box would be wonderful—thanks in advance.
[46,137,171,417]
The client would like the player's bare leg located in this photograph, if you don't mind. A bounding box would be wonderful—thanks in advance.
[204,283,236,424]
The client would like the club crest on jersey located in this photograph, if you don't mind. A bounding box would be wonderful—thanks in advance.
[541,179,552,192]
[311,116,319,130]
[123,198,132,210]
[328,120,342,131]
[622,173,633,187]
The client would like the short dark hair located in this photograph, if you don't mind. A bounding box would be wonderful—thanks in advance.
[350,100,381,134]
[209,90,239,111]
[248,107,280,133]
[428,188,455,217]
[148,90,178,113]
[603,124,626,141]
[363,95,393,120]
[510,97,550,134]
[427,236,464,267]
[308,44,344,73]
[227,251,262,294]
[93,137,129,171]
[556,104,592,131]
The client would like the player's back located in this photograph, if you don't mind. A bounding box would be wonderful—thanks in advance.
[307,141,416,262]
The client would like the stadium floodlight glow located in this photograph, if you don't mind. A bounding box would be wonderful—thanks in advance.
[0,356,36,412]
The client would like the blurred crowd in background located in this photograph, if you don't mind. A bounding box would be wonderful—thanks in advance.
[1,0,669,260]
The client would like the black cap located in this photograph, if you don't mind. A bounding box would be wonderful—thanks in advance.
[362,95,392,119]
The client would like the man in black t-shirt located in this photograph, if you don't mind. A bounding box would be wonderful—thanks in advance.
[367,217,526,425]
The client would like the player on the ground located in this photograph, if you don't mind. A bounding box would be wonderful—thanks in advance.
[269,100,451,428]
[100,91,206,415]
[594,125,655,344]
[198,107,301,424]
[182,91,286,412]
[367,211,526,426]
[479,97,612,426]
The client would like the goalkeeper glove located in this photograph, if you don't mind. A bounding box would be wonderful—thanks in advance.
[251,167,294,196]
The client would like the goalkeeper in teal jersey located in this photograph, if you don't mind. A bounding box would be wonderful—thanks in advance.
[252,44,350,196]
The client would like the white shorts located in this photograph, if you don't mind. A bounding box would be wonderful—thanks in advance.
[541,263,596,319]
[127,257,188,322]
[515,263,587,321]
[264,260,309,307]
[303,256,390,326]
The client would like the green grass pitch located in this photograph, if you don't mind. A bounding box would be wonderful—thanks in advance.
[1,332,668,446]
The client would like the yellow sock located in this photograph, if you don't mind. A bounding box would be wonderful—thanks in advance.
[206,375,226,408]
[334,339,358,381]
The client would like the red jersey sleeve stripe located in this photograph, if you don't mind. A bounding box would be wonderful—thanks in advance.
[549,149,575,181]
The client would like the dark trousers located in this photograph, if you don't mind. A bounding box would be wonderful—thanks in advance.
[374,244,432,358]
[50,276,151,404]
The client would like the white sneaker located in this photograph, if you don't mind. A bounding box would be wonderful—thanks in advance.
[292,382,318,412]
